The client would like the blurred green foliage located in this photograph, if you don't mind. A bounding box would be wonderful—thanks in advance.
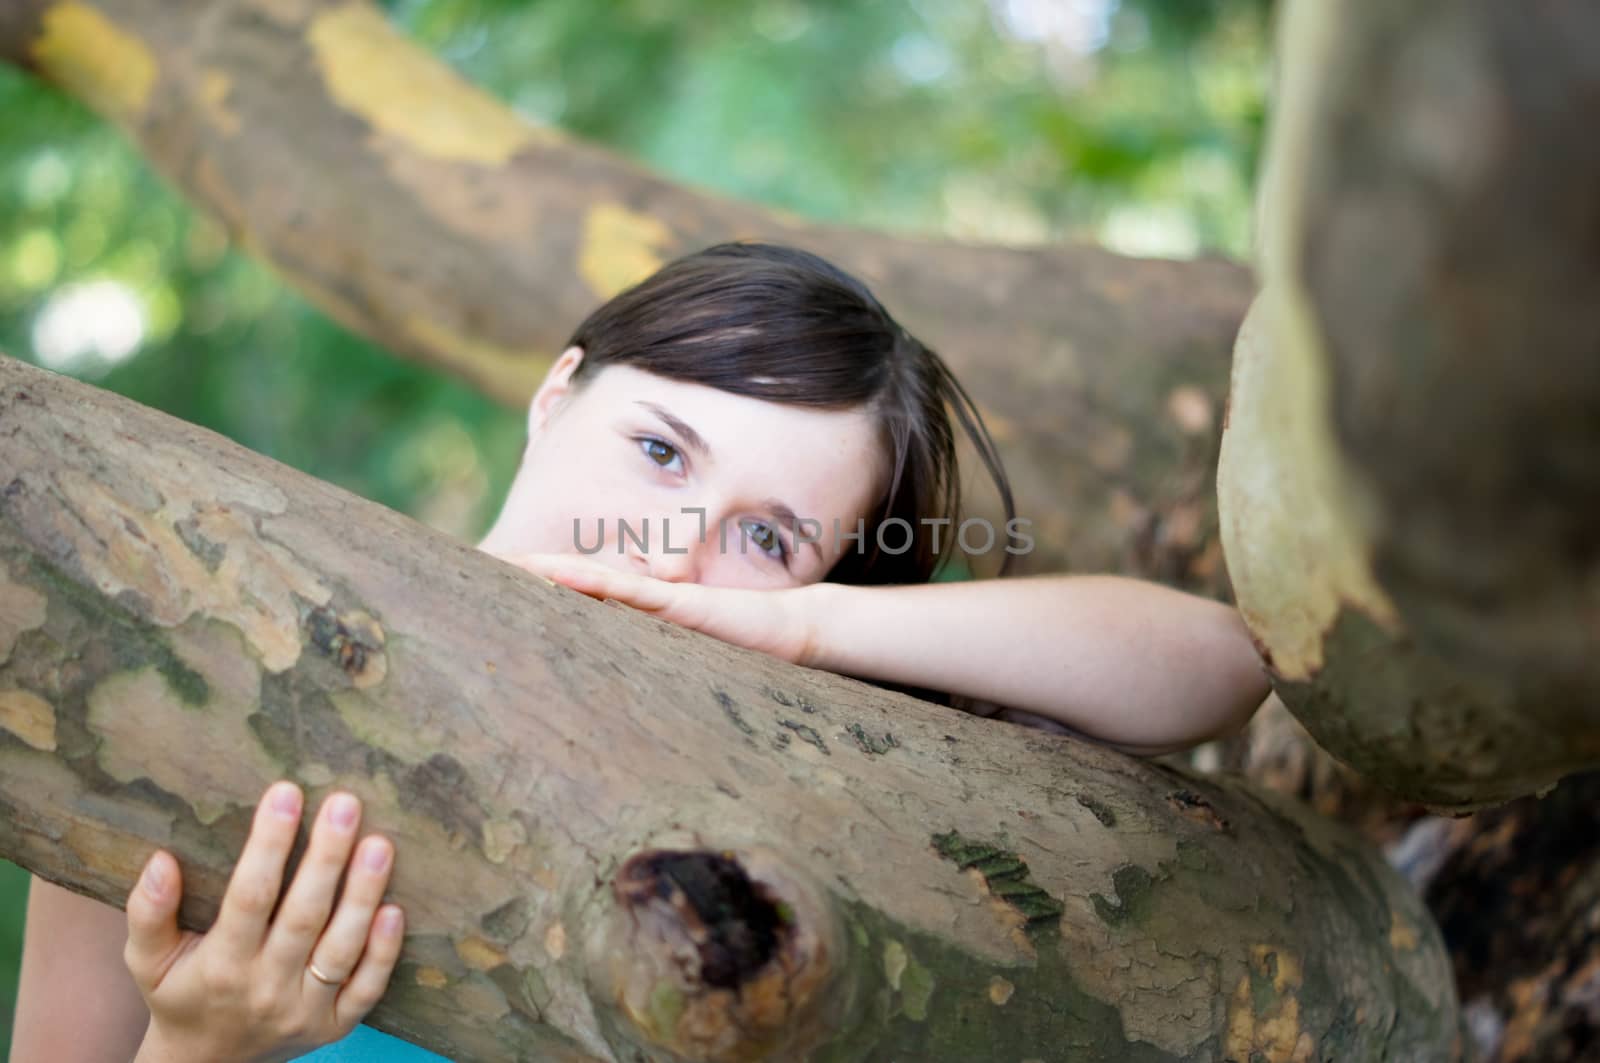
[0,0,1271,1051]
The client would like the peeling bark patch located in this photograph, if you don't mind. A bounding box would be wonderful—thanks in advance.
[1389,909,1420,951]
[931,831,1063,927]
[846,722,899,756]
[1167,788,1229,832]
[1225,945,1314,1063]
[481,817,526,864]
[481,896,531,943]
[399,753,484,845]
[988,975,1015,1006]
[31,2,156,120]
[34,470,328,672]
[578,204,673,300]
[1091,864,1155,927]
[304,605,387,689]
[173,515,227,573]
[87,664,282,824]
[1075,793,1116,828]
[456,935,509,971]
[0,688,57,751]
[0,574,48,664]
[543,921,567,960]
[415,966,450,989]
[307,4,555,164]
[779,719,829,755]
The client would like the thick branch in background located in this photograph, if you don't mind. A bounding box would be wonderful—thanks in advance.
[0,0,1255,587]
[1217,0,1600,811]
[0,355,1461,1060]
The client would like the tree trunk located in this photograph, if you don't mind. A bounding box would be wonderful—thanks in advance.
[1217,0,1600,811]
[0,354,1460,1060]
[0,0,1254,587]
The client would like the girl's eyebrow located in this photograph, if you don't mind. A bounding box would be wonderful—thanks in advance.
[636,401,711,459]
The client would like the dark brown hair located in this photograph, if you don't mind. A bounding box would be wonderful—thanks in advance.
[564,241,1016,586]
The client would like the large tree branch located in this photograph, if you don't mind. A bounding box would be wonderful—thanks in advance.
[0,0,1254,585]
[0,353,1459,1060]
[1218,0,1600,810]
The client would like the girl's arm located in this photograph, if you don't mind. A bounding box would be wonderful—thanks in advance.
[505,554,1270,755]
[801,575,1270,754]
[12,881,151,1062]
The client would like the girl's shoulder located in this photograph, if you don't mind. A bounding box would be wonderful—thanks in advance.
[293,1023,455,1062]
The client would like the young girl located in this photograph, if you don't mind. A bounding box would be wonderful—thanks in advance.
[11,243,1269,1062]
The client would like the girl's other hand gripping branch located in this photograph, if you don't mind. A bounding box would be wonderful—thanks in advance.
[126,782,406,1063]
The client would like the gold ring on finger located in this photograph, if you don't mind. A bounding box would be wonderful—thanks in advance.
[307,960,344,987]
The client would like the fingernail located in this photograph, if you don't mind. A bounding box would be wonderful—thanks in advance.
[379,907,403,935]
[362,838,391,872]
[329,794,359,830]
[271,784,301,819]
[142,855,167,899]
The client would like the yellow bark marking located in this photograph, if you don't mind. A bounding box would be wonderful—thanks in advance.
[415,966,449,988]
[543,921,567,959]
[307,3,557,165]
[1224,945,1315,1063]
[0,576,48,666]
[199,69,241,135]
[0,689,57,751]
[86,627,281,824]
[883,940,908,991]
[578,204,674,300]
[1389,909,1420,951]
[31,2,156,121]
[481,816,526,864]
[988,975,1014,1006]
[402,315,550,407]
[455,935,508,971]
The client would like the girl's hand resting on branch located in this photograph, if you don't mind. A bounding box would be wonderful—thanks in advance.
[505,552,820,666]
[126,782,405,1063]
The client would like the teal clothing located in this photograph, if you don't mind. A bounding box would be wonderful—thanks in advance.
[294,1024,453,1061]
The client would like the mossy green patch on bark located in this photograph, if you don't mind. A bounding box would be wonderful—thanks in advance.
[26,553,210,706]
[930,829,1064,928]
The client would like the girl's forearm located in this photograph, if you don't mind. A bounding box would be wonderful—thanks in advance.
[801,575,1270,752]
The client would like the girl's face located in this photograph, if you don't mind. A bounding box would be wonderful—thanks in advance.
[478,347,888,589]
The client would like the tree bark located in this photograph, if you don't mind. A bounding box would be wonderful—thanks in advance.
[0,0,1254,586]
[0,354,1461,1060]
[1217,0,1600,811]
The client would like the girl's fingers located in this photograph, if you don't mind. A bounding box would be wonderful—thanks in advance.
[210,781,303,956]
[333,905,405,1031]
[305,835,394,989]
[262,792,364,970]
[518,554,684,615]
[123,850,185,992]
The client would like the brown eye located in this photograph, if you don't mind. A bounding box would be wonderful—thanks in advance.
[740,519,786,561]
[640,438,680,469]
